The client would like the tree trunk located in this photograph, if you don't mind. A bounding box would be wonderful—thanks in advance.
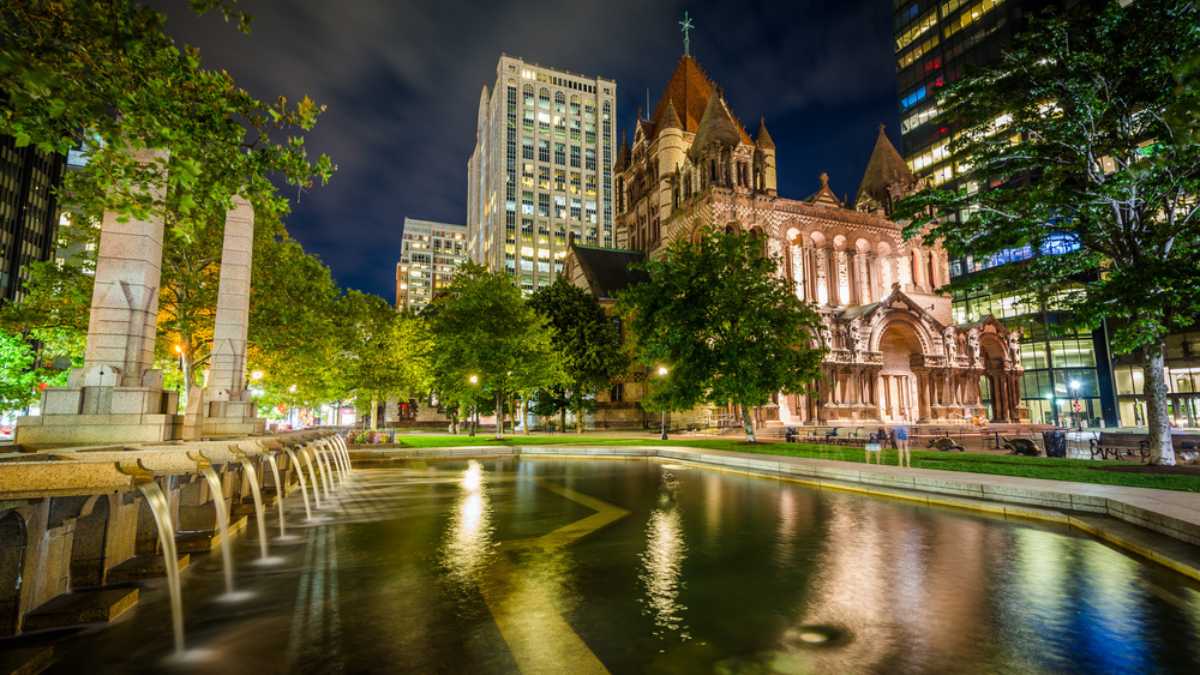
[1143,344,1176,465]
[741,404,757,444]
[560,406,567,434]
[575,402,584,434]
[468,407,476,437]
[369,397,379,431]
[494,391,504,440]
[335,399,343,427]
[521,398,529,435]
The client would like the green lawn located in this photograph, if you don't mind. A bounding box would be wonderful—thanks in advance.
[361,433,1200,493]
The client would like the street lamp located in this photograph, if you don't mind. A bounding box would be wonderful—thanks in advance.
[173,344,185,397]
[656,365,669,441]
[467,373,479,436]
[1069,379,1082,430]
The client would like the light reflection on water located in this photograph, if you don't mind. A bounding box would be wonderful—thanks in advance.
[438,460,495,590]
[638,473,689,641]
[35,460,1200,674]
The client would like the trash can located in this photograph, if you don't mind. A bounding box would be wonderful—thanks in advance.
[1043,430,1067,458]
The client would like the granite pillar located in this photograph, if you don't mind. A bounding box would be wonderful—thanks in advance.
[17,148,179,448]
[203,196,265,437]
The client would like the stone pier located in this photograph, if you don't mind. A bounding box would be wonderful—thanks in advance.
[17,148,179,448]
[203,196,265,437]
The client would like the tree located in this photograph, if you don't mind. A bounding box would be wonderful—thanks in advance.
[333,292,431,430]
[0,331,39,412]
[618,228,825,442]
[895,0,1200,464]
[0,1,333,242]
[427,263,564,439]
[529,277,627,432]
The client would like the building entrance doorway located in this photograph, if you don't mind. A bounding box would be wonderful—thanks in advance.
[878,324,922,423]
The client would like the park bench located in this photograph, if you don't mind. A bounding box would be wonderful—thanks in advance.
[1089,432,1200,462]
[1002,437,1041,457]
[1089,432,1150,462]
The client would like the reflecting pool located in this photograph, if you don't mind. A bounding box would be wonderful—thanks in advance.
[41,458,1200,673]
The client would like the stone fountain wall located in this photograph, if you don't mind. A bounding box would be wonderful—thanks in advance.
[0,429,342,638]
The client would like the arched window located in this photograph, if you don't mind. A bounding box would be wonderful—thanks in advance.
[554,91,566,113]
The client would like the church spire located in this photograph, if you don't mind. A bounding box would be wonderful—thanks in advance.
[755,116,775,150]
[854,123,918,214]
[679,11,694,57]
[661,99,682,130]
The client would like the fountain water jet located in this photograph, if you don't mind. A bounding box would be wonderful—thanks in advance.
[312,445,334,500]
[137,480,185,654]
[336,436,353,477]
[302,447,327,507]
[197,465,235,595]
[323,441,343,485]
[263,453,287,539]
[283,447,313,520]
[237,457,270,559]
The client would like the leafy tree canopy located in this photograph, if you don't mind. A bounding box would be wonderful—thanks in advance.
[895,0,1200,463]
[618,228,824,442]
[528,277,627,431]
[0,0,334,240]
[426,263,564,437]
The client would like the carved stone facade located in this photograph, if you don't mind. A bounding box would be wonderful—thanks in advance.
[568,55,1026,427]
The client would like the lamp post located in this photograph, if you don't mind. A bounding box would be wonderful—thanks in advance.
[467,374,479,437]
[1069,379,1082,430]
[656,365,669,441]
[173,343,185,400]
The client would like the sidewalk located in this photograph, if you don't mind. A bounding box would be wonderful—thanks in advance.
[352,442,1200,579]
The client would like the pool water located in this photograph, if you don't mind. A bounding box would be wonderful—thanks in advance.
[44,458,1200,673]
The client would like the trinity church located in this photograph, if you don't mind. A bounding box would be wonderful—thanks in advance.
[563,54,1027,428]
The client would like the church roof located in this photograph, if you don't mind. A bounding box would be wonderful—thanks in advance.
[570,243,648,300]
[755,117,775,149]
[646,55,752,145]
[838,284,947,330]
[855,125,917,207]
[614,131,630,172]
[660,99,683,131]
[806,172,843,208]
[688,92,746,160]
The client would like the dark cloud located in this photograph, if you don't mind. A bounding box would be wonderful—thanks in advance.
[156,0,898,300]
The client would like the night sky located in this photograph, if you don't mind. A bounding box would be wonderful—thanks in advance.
[156,0,900,302]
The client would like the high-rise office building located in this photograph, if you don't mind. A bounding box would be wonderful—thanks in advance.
[891,0,1125,427]
[467,55,616,292]
[395,218,468,312]
[0,135,66,303]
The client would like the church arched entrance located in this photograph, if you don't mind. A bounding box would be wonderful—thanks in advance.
[878,323,923,423]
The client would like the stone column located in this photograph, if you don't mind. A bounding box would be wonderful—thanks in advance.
[207,197,254,402]
[203,196,266,437]
[82,148,170,387]
[17,148,179,447]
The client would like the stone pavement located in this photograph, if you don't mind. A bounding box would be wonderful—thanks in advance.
[351,443,1200,579]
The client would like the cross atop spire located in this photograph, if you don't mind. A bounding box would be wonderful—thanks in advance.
[679,11,694,56]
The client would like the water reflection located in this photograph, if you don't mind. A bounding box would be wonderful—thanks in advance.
[439,460,495,590]
[639,470,689,641]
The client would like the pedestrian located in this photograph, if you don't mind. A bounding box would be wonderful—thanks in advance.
[865,429,882,465]
[894,424,911,468]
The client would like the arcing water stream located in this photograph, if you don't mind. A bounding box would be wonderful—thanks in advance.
[284,447,313,520]
[198,466,236,595]
[137,480,185,655]
[264,453,287,539]
[238,460,270,560]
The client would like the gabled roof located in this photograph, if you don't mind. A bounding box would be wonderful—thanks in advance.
[646,55,752,145]
[838,284,946,331]
[570,243,648,300]
[660,99,683,131]
[806,172,843,208]
[855,125,918,208]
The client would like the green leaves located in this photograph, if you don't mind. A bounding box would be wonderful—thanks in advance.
[528,277,627,420]
[894,0,1200,355]
[618,228,824,416]
[426,263,565,416]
